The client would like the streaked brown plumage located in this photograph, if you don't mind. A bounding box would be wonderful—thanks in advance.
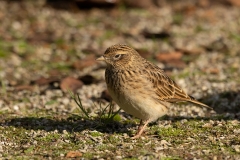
[97,44,211,138]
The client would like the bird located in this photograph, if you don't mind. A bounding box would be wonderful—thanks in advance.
[97,44,211,139]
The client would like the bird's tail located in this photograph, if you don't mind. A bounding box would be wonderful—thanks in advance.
[188,96,212,110]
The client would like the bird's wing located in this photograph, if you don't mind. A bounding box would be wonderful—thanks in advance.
[148,68,190,102]
[143,63,211,109]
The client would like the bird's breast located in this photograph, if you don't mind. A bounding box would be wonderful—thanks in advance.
[105,69,168,121]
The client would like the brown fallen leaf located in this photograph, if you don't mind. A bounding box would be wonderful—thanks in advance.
[198,9,217,22]
[155,51,183,62]
[34,77,59,86]
[176,46,204,55]
[202,68,220,74]
[155,51,186,69]
[14,85,35,92]
[172,3,196,15]
[66,151,82,158]
[228,0,240,7]
[73,54,96,70]
[209,68,220,74]
[197,0,210,7]
[60,77,83,92]
[48,69,62,77]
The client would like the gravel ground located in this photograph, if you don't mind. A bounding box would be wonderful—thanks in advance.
[0,0,240,159]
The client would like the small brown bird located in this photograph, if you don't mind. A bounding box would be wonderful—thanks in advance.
[97,44,211,139]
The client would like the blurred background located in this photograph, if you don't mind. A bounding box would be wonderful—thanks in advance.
[0,0,240,159]
[0,0,240,116]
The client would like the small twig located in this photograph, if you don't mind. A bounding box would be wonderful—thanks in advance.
[69,91,90,118]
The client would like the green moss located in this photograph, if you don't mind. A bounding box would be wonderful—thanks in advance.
[83,152,94,159]
[49,62,72,71]
[37,133,61,142]
[45,100,58,105]
[158,127,185,137]
[90,131,102,137]
[97,144,112,151]
[175,71,190,79]
[108,135,120,143]
[228,66,238,74]
[172,14,184,25]
[14,40,35,56]
[182,55,197,63]
[97,30,116,45]
[230,33,240,42]
[100,113,122,123]
[0,49,8,58]
[161,157,182,160]
[0,39,11,58]
[1,107,240,158]
[24,146,35,154]
[55,38,65,46]
[195,25,205,33]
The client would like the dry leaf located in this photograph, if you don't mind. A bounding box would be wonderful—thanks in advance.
[73,54,96,70]
[156,51,183,62]
[34,77,59,86]
[156,51,186,68]
[66,151,82,158]
[14,85,34,91]
[60,77,83,92]
[228,0,240,7]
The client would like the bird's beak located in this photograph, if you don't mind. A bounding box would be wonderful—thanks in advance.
[96,56,105,61]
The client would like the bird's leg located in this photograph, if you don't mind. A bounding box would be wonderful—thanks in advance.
[131,119,150,139]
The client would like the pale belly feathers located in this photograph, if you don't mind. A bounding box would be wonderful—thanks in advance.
[107,85,168,122]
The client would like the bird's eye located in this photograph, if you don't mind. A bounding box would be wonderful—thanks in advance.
[114,54,122,59]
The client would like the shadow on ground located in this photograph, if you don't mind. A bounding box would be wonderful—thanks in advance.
[201,90,240,116]
[0,114,134,135]
[1,91,239,134]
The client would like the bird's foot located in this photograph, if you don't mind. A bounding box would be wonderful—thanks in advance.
[131,119,150,139]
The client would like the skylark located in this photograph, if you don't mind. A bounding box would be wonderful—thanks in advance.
[97,44,211,139]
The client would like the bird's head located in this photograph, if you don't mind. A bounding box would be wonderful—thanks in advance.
[97,44,141,70]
